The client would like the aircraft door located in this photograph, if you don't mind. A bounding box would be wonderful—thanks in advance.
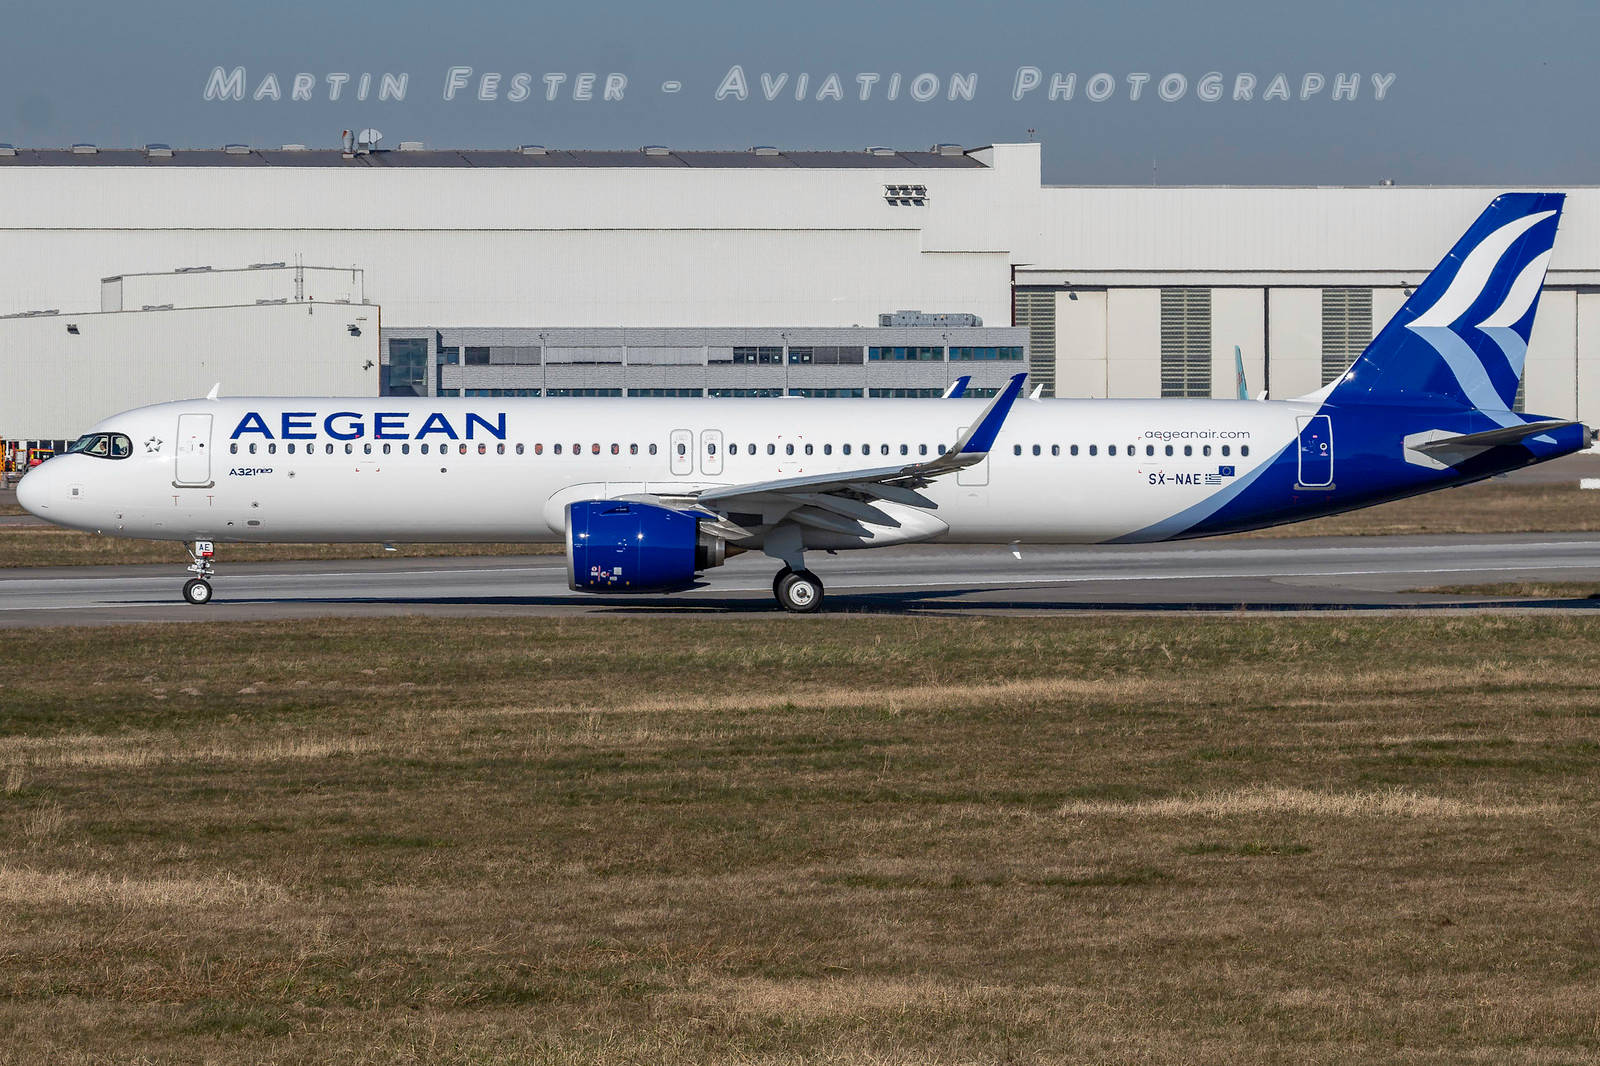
[174,413,214,486]
[700,429,723,476]
[954,425,988,486]
[1296,415,1333,487]
[669,429,693,476]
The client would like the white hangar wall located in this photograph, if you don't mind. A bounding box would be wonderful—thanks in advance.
[1,141,1599,426]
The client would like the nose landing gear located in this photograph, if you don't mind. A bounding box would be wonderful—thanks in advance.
[182,540,215,605]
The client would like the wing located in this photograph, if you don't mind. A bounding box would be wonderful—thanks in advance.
[668,373,1027,538]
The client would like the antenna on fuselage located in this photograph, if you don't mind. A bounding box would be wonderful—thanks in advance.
[205,383,221,401]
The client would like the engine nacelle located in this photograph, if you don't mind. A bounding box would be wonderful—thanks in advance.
[565,500,726,592]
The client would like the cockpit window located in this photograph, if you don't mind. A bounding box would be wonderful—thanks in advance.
[66,433,132,459]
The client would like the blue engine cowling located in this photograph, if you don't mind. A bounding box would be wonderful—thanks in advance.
[565,500,726,592]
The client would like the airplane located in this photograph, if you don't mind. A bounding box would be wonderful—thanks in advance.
[18,194,1592,612]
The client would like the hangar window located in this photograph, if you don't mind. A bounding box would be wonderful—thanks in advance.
[464,347,490,366]
[1321,288,1373,386]
[1159,288,1212,398]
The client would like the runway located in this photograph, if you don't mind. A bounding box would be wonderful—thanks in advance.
[0,533,1596,627]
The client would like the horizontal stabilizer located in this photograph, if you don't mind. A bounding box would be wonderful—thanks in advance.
[1414,419,1577,453]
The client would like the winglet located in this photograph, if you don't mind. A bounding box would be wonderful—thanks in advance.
[943,376,971,399]
[955,372,1027,455]
[205,382,221,401]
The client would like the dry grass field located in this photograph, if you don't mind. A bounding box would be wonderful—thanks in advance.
[2,615,1599,1063]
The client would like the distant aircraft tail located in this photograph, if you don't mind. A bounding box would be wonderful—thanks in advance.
[1314,193,1564,414]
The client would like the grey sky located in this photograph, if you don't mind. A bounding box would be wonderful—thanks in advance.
[1,0,1593,184]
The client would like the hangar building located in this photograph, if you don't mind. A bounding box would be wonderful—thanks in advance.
[2,140,1597,449]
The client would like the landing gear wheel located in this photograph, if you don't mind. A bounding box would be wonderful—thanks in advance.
[772,566,794,600]
[182,578,213,606]
[775,569,823,613]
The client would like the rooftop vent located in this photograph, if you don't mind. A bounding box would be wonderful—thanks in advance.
[397,140,426,151]
[141,304,175,311]
[1,309,60,318]
[280,144,309,151]
[70,143,97,155]
[750,145,780,156]
[933,143,964,156]
[0,145,16,157]
[223,143,250,154]
[174,265,213,273]
[248,261,287,269]
[518,144,548,155]
[256,298,288,305]
[144,143,173,158]
[642,145,671,156]
[866,146,896,157]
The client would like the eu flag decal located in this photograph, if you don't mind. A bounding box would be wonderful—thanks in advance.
[1218,465,1236,477]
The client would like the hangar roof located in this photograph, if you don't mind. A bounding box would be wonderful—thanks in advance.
[0,147,986,169]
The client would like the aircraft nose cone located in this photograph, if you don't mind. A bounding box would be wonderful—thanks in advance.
[16,464,54,517]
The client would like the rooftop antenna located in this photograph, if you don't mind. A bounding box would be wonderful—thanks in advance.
[294,253,304,302]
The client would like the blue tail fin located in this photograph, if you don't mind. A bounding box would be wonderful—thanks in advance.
[1319,193,1564,413]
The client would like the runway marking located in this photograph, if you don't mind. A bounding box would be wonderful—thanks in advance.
[1,561,1595,613]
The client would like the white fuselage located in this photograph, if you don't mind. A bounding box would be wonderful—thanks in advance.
[25,396,1304,546]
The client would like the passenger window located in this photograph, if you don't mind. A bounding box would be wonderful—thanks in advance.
[707,443,717,455]
[383,443,391,455]
[363,443,371,455]
[1013,445,1022,456]
[590,443,599,455]
[898,444,907,456]
[1089,445,1098,456]
[629,443,638,455]
[862,444,870,454]
[785,443,794,455]
[402,443,411,454]
[880,444,889,456]
[345,443,353,454]
[937,444,947,454]
[649,443,658,455]
[612,443,620,455]
[573,443,581,454]
[1145,445,1154,456]
[843,444,852,455]
[248,442,258,454]
[458,443,467,455]
[1221,445,1230,456]
[1166,445,1174,456]
[1241,445,1250,457]
[768,444,776,455]
[747,444,756,455]
[1051,445,1060,456]
[286,443,295,455]
[676,442,686,456]
[805,443,814,455]
[497,443,505,455]
[533,443,541,455]
[230,443,238,454]
[823,444,833,455]
[1203,445,1212,456]
[1184,445,1192,456]
[479,443,488,455]
[1032,444,1041,456]
[1070,445,1079,456]
[554,444,562,455]
[1108,445,1117,456]
[920,444,928,456]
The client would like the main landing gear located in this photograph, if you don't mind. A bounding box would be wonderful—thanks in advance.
[772,566,824,613]
[182,540,215,605]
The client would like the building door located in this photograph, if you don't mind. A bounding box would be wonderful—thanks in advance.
[700,429,723,476]
[174,413,213,486]
[669,429,693,476]
[955,426,988,486]
[1296,415,1333,487]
